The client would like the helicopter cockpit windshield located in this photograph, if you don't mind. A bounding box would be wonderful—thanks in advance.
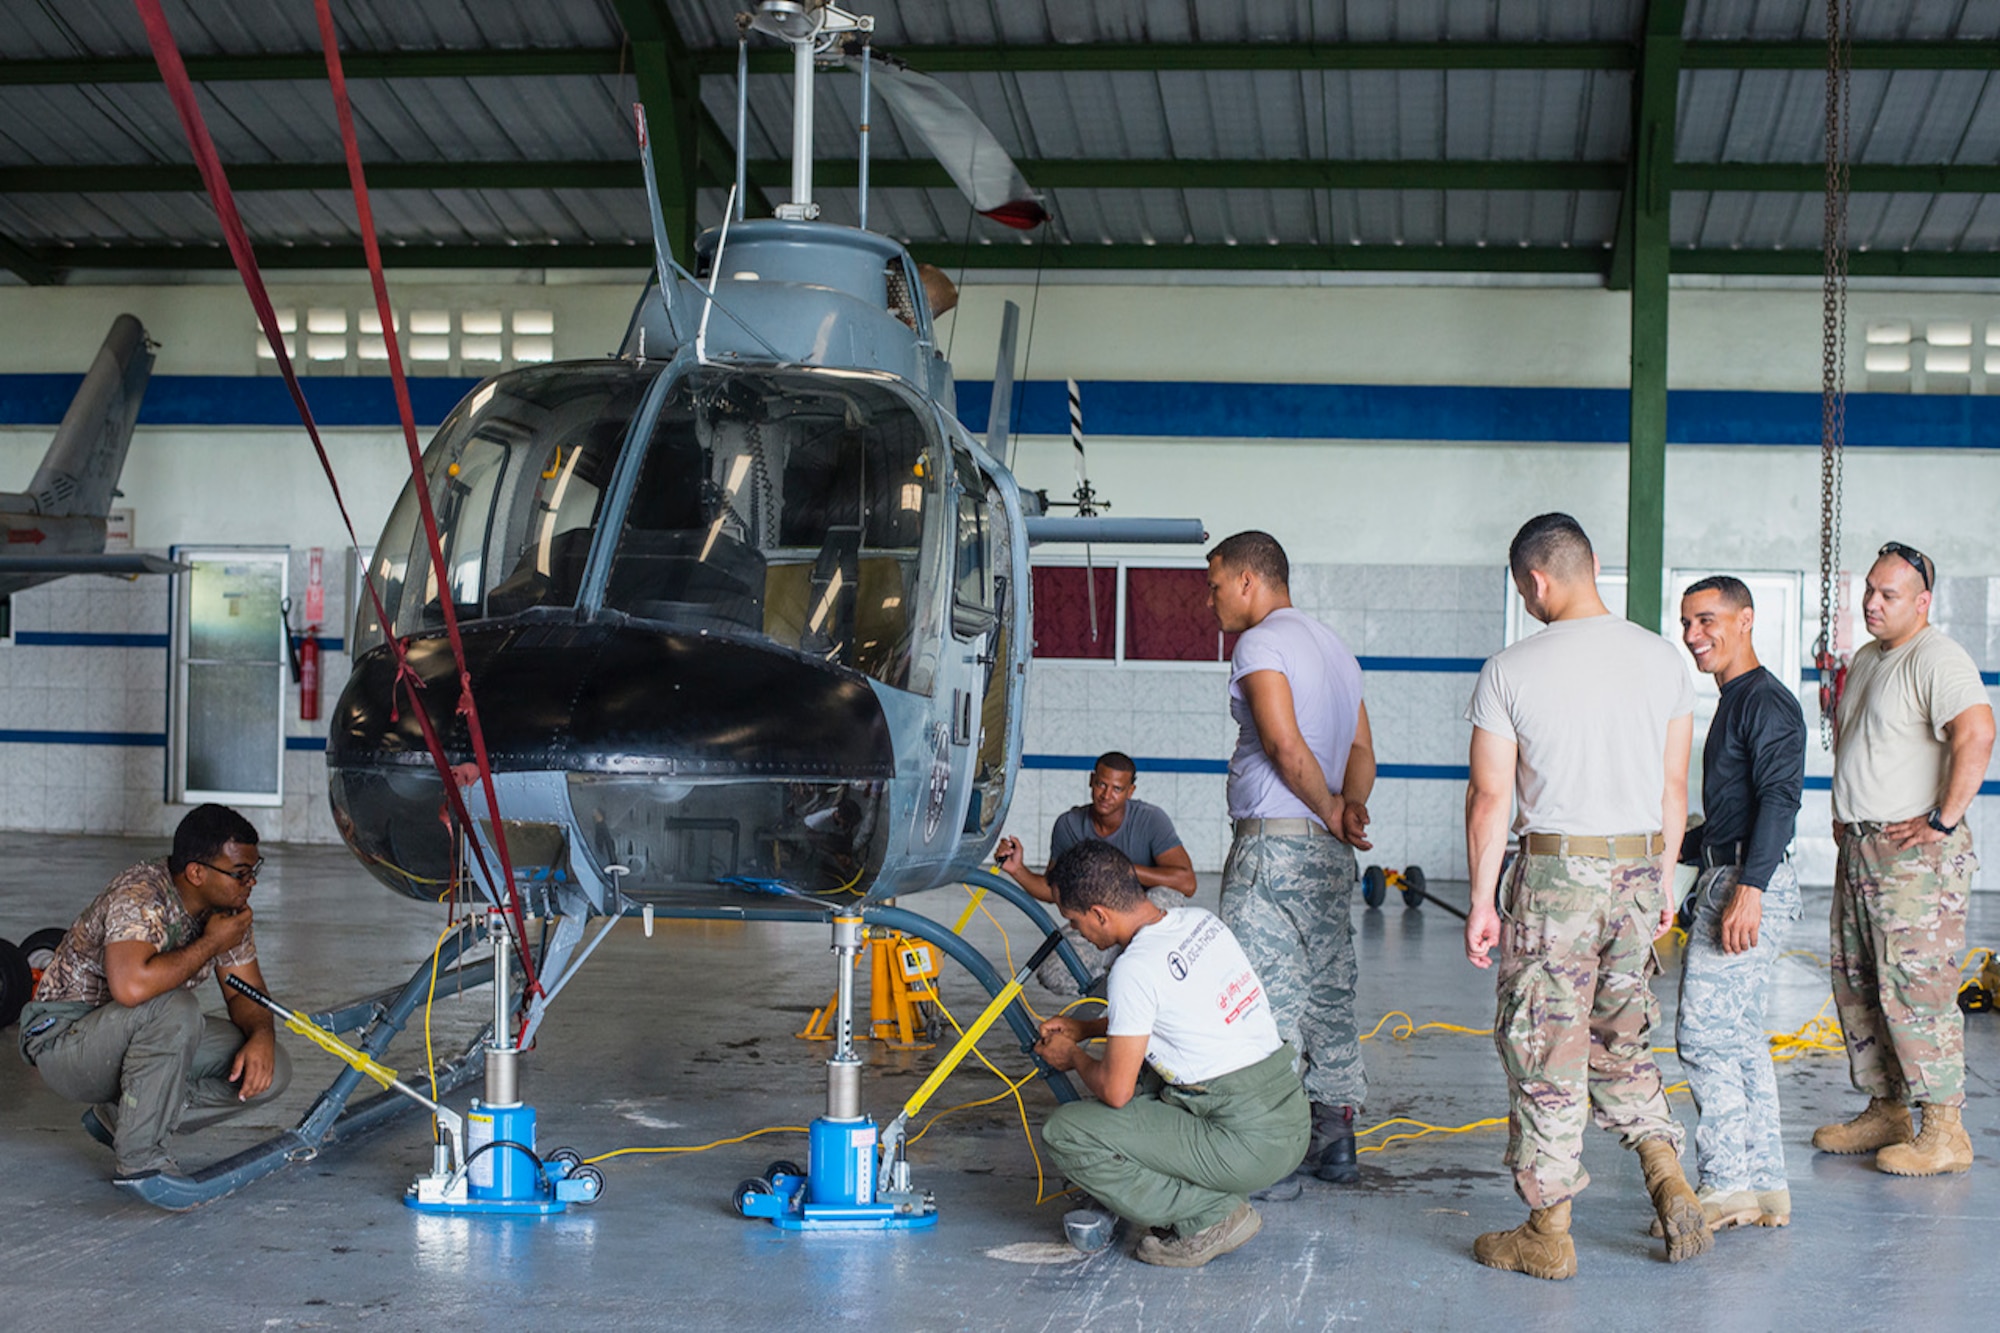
[601,368,944,693]
[351,361,662,658]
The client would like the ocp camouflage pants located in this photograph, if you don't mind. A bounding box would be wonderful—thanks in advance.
[1493,850,1682,1208]
[1831,825,1975,1108]
[1219,831,1364,1109]
[1676,862,1802,1194]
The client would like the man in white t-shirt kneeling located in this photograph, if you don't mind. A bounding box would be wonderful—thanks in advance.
[1036,841,1310,1267]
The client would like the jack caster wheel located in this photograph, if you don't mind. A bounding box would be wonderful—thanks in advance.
[732,1176,773,1218]
[1361,865,1387,909]
[1401,865,1428,908]
[545,1147,582,1170]
[568,1164,605,1203]
[763,1159,805,1184]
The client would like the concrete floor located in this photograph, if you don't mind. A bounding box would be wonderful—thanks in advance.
[0,832,1995,1331]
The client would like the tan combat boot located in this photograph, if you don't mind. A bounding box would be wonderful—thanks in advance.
[1473,1200,1576,1280]
[1636,1139,1713,1263]
[1811,1096,1913,1154]
[1875,1103,1973,1176]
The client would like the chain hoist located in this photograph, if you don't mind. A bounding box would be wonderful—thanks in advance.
[1813,0,1852,749]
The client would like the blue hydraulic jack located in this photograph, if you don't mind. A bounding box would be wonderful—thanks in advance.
[734,914,1062,1232]
[401,913,602,1216]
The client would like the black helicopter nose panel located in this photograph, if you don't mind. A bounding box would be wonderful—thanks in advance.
[330,622,894,779]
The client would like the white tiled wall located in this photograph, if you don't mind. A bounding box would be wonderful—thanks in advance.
[0,547,352,846]
[1010,561,2000,890]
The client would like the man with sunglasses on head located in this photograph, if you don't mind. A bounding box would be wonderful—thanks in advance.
[18,803,291,1196]
[1817,542,1993,1176]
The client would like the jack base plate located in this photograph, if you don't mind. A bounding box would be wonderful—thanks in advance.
[404,1193,567,1217]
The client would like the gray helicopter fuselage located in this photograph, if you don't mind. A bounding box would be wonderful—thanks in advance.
[327,221,1028,917]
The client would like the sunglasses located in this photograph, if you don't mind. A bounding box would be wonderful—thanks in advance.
[1878,542,1933,592]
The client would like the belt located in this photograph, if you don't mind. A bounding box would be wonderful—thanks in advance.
[1700,839,1745,869]
[1521,832,1665,859]
[1232,817,1333,838]
[1837,821,1885,839]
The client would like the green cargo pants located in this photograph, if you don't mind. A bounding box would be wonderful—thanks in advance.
[1041,1043,1310,1236]
[20,990,292,1176]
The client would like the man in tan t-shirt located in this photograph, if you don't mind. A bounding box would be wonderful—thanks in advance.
[1815,542,1994,1176]
[1460,513,1708,1279]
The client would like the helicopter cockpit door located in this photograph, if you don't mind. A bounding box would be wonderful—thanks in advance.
[947,451,1010,838]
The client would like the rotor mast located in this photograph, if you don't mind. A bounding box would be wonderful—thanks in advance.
[748,2,872,222]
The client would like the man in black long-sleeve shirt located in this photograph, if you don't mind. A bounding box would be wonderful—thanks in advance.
[1672,576,1806,1233]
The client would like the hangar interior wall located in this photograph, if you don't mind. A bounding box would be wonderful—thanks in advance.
[0,274,1995,888]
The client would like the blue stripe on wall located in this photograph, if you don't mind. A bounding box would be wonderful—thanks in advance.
[955,380,2000,449]
[0,374,481,429]
[1804,775,2000,797]
[0,728,164,746]
[286,736,327,752]
[0,374,1993,448]
[1799,667,2000,686]
[1358,655,1485,674]
[15,631,169,648]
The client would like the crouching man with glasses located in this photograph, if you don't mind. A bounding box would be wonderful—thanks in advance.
[18,803,291,1197]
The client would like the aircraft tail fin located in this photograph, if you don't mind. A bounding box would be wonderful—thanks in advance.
[26,314,154,518]
[984,300,1020,467]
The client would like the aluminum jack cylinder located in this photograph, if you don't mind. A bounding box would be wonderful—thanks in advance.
[486,912,519,1106]
[827,915,865,1118]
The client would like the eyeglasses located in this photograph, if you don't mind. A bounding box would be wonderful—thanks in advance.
[198,857,264,885]
[1879,542,1933,591]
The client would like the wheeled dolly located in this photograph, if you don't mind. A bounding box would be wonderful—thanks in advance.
[1361,864,1467,920]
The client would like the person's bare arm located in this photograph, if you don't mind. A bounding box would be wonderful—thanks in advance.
[218,955,279,1100]
[1034,1030,1148,1108]
[992,835,1054,902]
[1133,846,1197,897]
[1658,713,1692,933]
[103,908,254,1009]
[1463,725,1516,969]
[1241,670,1344,832]
[1885,703,1996,849]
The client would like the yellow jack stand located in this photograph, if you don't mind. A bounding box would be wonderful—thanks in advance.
[797,929,940,1050]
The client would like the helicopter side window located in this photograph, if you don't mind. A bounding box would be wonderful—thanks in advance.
[351,364,660,657]
[603,369,942,692]
[951,460,997,642]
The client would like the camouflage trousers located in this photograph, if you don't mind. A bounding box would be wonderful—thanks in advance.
[1675,862,1803,1194]
[1831,824,1975,1108]
[1493,850,1682,1208]
[1219,831,1364,1109]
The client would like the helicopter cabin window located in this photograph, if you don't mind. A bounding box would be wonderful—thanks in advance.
[350,363,661,657]
[952,461,998,641]
[602,369,942,692]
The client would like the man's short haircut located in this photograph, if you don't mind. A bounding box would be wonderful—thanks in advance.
[1683,575,1753,612]
[170,803,259,876]
[1094,751,1137,777]
[1207,529,1289,589]
[1508,512,1595,585]
[1047,840,1147,916]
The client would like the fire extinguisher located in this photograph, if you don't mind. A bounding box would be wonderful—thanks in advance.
[299,624,321,721]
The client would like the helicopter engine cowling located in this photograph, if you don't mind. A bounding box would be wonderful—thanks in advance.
[327,620,894,907]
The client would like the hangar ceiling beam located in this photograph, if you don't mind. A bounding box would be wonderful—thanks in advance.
[2,39,1991,88]
[14,159,1998,196]
[0,233,58,285]
[694,39,2000,75]
[1622,0,1682,634]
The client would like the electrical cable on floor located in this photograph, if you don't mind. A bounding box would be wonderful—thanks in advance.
[918,978,1058,1204]
[1356,1116,1506,1155]
[1360,1010,1492,1042]
[582,1125,808,1167]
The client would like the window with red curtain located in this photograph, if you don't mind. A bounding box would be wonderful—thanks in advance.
[1126,567,1237,661]
[1031,566,1117,659]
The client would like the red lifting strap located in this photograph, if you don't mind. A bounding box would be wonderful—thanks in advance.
[135,0,540,1006]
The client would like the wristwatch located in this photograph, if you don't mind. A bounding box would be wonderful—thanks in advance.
[1927,808,1959,835]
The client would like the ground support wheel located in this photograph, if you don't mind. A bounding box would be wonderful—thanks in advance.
[1361,865,1388,908]
[732,1177,774,1218]
[1400,866,1428,908]
[0,938,32,1028]
[764,1159,805,1184]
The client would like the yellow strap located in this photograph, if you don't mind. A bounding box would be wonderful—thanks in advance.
[950,886,988,936]
[901,978,1022,1121]
[284,1014,399,1089]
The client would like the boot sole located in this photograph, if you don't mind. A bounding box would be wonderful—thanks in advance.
[1654,1196,1714,1263]
[1875,1158,1973,1177]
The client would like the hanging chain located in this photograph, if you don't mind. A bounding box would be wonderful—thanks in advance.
[1816,0,1851,749]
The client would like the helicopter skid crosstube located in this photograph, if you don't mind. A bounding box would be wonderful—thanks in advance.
[117,922,502,1211]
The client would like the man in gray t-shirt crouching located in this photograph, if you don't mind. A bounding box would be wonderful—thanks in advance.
[995,751,1195,996]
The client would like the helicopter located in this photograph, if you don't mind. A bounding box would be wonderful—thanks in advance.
[0,313,181,604]
[109,2,1205,1215]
